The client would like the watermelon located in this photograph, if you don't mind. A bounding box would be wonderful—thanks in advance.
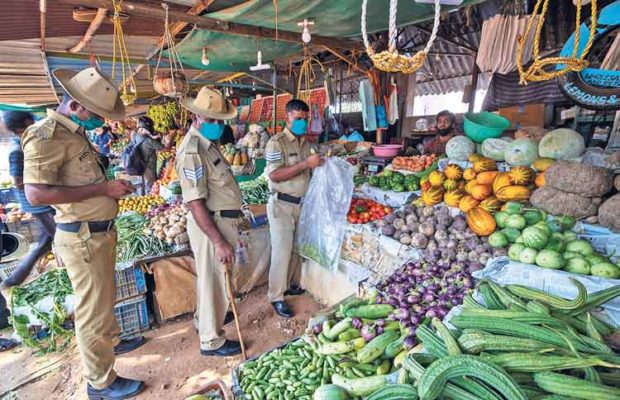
[445,136,475,161]
[538,128,585,160]
[481,138,512,161]
[504,139,539,166]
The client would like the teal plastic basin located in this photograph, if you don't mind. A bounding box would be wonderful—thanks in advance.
[464,112,511,143]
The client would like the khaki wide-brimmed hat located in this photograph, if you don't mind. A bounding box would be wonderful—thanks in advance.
[181,86,237,120]
[52,67,126,120]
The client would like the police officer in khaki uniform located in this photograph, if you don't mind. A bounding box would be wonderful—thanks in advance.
[176,87,243,357]
[265,99,324,318]
[22,68,145,399]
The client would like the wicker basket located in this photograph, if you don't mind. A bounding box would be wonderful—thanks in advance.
[153,71,189,98]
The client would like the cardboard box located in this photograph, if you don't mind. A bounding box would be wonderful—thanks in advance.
[499,103,546,129]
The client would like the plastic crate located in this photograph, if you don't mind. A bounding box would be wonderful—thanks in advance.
[115,266,147,301]
[114,295,150,339]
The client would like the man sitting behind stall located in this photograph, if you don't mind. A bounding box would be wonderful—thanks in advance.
[422,110,457,155]
[339,119,364,142]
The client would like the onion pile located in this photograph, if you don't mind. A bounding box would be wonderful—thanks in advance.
[373,259,477,347]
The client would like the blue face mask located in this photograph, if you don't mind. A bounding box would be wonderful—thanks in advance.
[199,122,225,141]
[71,115,104,131]
[290,119,308,136]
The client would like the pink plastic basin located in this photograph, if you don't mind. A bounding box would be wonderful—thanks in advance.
[373,144,402,158]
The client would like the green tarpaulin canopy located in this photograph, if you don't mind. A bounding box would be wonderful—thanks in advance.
[171,0,480,72]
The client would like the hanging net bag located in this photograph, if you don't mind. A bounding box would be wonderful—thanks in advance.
[516,0,598,84]
[153,3,189,98]
[111,0,137,105]
[361,0,441,74]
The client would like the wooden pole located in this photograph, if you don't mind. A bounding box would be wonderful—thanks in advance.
[57,0,358,50]
[39,0,47,51]
[468,55,480,113]
[68,8,108,53]
[272,68,277,134]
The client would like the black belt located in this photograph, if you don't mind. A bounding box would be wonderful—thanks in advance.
[276,193,302,204]
[209,210,242,218]
[57,220,115,233]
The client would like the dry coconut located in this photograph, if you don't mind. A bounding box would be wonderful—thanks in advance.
[545,161,613,197]
[615,175,620,191]
[598,194,620,232]
[530,186,600,218]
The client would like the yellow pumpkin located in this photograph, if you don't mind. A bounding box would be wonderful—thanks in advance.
[471,184,492,200]
[492,172,513,194]
[495,185,531,202]
[463,168,477,181]
[459,195,480,213]
[443,179,459,191]
[475,171,500,185]
[428,171,446,187]
[444,189,466,208]
[469,153,486,163]
[508,166,536,186]
[532,158,555,172]
[466,207,497,236]
[444,164,463,180]
[464,179,478,194]
[479,196,503,212]
[473,159,498,173]
[535,172,545,188]
[421,186,445,206]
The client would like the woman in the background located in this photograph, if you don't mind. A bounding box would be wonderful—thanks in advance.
[339,119,364,142]
[422,110,457,155]
[94,124,114,156]
[131,116,168,192]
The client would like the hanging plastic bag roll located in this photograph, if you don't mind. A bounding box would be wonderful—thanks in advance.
[297,158,355,270]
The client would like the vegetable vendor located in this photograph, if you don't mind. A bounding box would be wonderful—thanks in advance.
[175,87,243,357]
[339,119,365,142]
[423,110,457,155]
[265,99,324,318]
[130,116,169,193]
[1,111,57,289]
[21,67,145,400]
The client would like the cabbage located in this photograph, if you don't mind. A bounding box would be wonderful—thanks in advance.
[521,226,549,250]
[505,214,527,230]
[501,227,521,243]
[565,257,591,275]
[446,136,475,161]
[504,139,539,166]
[535,249,564,269]
[566,240,594,256]
[508,243,526,261]
[590,262,620,279]
[488,232,509,248]
[481,138,511,161]
[538,128,585,160]
[519,247,538,264]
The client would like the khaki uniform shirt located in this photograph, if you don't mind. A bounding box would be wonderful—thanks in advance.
[264,128,311,198]
[175,126,242,211]
[21,109,117,223]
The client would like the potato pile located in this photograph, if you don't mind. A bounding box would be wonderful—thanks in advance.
[144,204,189,246]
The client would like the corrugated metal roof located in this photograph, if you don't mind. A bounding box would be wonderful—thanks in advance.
[0,0,163,41]
[0,40,57,106]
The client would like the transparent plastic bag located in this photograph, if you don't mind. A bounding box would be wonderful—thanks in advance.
[297,158,355,270]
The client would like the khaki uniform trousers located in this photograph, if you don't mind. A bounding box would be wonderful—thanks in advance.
[187,214,239,350]
[267,197,302,303]
[55,224,119,390]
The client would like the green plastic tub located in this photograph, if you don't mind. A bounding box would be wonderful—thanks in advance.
[464,112,510,143]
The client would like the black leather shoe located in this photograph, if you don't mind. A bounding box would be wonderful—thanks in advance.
[284,284,306,296]
[114,336,145,355]
[223,311,234,325]
[87,376,145,399]
[200,340,242,357]
[271,301,294,318]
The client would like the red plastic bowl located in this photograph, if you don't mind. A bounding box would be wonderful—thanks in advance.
[373,144,402,158]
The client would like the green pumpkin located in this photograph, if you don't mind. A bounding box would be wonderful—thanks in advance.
[313,384,350,400]
[521,226,549,250]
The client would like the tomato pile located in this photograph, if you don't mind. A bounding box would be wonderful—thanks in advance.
[347,199,392,224]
